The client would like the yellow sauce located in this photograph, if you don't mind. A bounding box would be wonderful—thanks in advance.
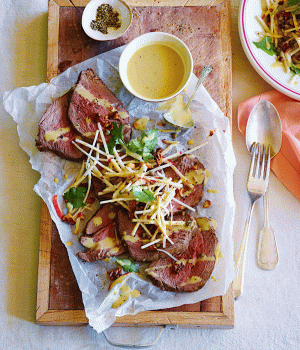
[44,127,70,142]
[81,236,116,250]
[158,94,193,127]
[196,217,211,231]
[133,116,149,131]
[93,217,103,226]
[108,212,116,220]
[127,43,185,100]
[75,84,111,110]
[111,282,140,308]
[74,85,129,120]
[181,276,202,286]
[271,61,284,69]
[123,235,139,243]
[214,244,224,265]
[207,188,218,194]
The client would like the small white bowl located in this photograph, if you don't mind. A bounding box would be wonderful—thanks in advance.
[119,32,193,102]
[82,0,132,41]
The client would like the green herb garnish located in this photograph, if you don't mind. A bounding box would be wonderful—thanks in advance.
[288,0,300,14]
[63,186,87,208]
[106,123,158,160]
[132,186,157,203]
[116,258,140,273]
[127,129,158,161]
[291,63,300,75]
[253,36,278,56]
[106,122,124,154]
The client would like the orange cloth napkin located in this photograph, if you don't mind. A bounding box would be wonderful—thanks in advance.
[238,90,300,202]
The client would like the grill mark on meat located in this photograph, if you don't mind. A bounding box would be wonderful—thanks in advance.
[35,91,84,162]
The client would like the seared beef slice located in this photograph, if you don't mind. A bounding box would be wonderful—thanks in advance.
[36,91,84,161]
[164,155,207,213]
[145,223,218,292]
[78,204,125,262]
[68,69,132,143]
[118,210,194,262]
[85,203,117,235]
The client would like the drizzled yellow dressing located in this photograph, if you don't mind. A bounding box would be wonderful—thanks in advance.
[158,94,193,127]
[44,127,70,142]
[93,217,103,226]
[111,278,141,308]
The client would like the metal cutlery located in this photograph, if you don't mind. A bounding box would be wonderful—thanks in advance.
[233,142,271,299]
[245,100,282,270]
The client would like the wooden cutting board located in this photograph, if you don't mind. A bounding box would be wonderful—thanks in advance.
[36,0,234,328]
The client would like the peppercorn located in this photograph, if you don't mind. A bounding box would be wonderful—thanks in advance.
[90,4,121,34]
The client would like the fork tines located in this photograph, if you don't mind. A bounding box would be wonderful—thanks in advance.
[249,142,270,181]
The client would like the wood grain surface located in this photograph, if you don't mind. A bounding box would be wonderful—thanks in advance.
[36,0,234,328]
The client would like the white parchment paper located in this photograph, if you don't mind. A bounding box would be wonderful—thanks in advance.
[3,46,236,333]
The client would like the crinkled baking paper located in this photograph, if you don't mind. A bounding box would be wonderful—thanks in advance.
[3,46,236,333]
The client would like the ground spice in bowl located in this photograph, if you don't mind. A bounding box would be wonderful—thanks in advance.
[90,4,122,34]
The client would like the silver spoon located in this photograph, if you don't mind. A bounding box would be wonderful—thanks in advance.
[245,100,282,270]
[163,65,212,129]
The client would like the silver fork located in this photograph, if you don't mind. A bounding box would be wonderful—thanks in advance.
[233,142,271,299]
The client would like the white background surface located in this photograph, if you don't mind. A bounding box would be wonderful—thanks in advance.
[0,0,299,349]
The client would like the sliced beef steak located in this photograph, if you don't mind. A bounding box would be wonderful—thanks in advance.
[163,155,206,213]
[68,69,132,143]
[36,91,84,161]
[145,220,218,292]
[85,203,118,235]
[78,221,125,262]
[118,210,195,262]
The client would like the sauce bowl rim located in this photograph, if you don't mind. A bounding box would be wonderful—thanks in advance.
[119,32,194,102]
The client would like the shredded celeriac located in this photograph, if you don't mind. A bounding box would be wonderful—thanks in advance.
[63,122,211,246]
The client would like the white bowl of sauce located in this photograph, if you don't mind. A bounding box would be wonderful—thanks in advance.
[119,32,193,102]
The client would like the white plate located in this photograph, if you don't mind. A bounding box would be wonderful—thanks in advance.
[82,0,132,41]
[239,0,300,100]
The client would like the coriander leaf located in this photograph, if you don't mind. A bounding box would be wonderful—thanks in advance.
[253,36,278,56]
[291,63,300,75]
[287,0,300,14]
[143,153,154,162]
[106,122,124,154]
[126,129,158,160]
[116,258,140,273]
[288,0,300,6]
[111,121,124,140]
[63,186,87,208]
[126,138,141,154]
[132,186,157,203]
[141,129,158,152]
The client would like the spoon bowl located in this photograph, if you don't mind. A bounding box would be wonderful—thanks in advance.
[246,100,282,158]
[163,65,212,129]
